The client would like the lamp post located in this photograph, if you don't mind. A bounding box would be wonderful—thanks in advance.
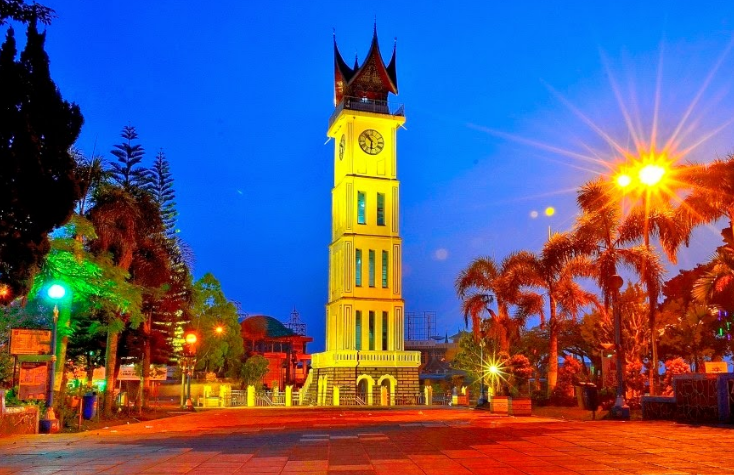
[609,274,630,419]
[40,284,66,433]
[478,339,486,406]
[182,331,198,410]
[616,159,668,395]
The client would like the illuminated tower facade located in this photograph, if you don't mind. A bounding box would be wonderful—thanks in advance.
[309,27,420,405]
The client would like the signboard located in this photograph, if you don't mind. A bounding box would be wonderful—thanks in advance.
[10,328,51,355]
[117,364,168,381]
[704,361,729,373]
[19,361,48,400]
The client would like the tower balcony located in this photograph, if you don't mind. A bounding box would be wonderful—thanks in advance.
[311,349,420,368]
[329,96,405,129]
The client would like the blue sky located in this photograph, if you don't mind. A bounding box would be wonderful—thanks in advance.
[14,2,734,351]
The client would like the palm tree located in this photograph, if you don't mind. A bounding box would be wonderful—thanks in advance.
[455,255,526,353]
[676,155,734,233]
[506,232,600,394]
[87,184,145,415]
[617,183,687,395]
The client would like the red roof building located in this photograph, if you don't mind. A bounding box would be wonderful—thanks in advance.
[240,314,313,390]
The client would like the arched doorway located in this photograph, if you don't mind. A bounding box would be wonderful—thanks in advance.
[356,374,375,406]
[377,374,397,406]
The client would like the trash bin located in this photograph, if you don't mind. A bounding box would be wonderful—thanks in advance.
[575,382,599,411]
[82,392,98,420]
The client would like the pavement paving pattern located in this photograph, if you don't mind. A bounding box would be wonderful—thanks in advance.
[1,407,734,474]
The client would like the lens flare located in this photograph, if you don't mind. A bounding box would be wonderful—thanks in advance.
[616,173,632,188]
[544,206,555,216]
[638,164,666,186]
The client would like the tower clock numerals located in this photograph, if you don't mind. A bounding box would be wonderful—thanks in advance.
[339,134,345,160]
[358,129,384,155]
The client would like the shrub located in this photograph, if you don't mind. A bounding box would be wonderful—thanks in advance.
[662,358,690,396]
[551,356,583,406]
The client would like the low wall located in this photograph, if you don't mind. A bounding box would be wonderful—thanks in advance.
[0,391,39,437]
[642,373,734,423]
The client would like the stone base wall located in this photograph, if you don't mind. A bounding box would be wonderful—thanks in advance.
[642,373,734,423]
[306,366,420,406]
[0,406,39,436]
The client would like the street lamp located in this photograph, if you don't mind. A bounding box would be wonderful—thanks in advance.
[478,339,486,406]
[609,274,630,420]
[182,330,198,410]
[615,158,669,395]
[40,283,66,433]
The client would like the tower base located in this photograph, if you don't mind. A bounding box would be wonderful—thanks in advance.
[306,363,420,406]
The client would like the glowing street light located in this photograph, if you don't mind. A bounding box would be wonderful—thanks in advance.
[638,164,666,186]
[611,154,670,401]
[182,330,198,410]
[616,173,632,189]
[214,325,224,335]
[41,283,67,433]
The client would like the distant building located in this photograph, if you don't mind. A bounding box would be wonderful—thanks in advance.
[240,314,313,390]
[405,333,464,386]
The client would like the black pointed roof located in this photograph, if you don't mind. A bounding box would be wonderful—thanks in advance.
[333,26,398,105]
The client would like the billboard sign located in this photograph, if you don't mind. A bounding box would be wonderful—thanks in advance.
[10,328,52,355]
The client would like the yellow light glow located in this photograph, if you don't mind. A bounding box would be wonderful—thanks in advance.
[616,173,632,188]
[544,206,555,217]
[215,326,224,334]
[488,364,499,374]
[638,164,666,186]
[0,285,8,297]
[184,332,197,345]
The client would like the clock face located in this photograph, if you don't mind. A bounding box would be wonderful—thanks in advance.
[338,134,345,160]
[358,129,384,155]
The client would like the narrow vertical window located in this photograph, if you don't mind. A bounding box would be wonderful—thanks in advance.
[355,249,362,287]
[369,311,375,350]
[355,311,362,350]
[368,250,375,287]
[382,311,388,351]
[377,192,385,226]
[381,250,388,288]
[357,191,366,224]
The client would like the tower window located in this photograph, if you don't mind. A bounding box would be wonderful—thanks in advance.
[355,249,362,287]
[355,311,362,351]
[381,250,388,288]
[377,193,385,226]
[357,191,366,224]
[368,250,375,287]
[382,311,388,351]
[369,311,375,351]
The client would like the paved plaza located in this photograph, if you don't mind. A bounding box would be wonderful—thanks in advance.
[1,407,734,474]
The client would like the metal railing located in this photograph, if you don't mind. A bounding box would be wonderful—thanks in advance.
[329,96,405,128]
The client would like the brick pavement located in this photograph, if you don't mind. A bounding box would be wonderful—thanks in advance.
[1,407,734,474]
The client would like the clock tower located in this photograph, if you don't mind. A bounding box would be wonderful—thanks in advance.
[307,26,420,406]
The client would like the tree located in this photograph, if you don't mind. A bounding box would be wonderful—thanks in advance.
[87,184,147,415]
[618,191,687,395]
[238,355,269,389]
[190,273,243,376]
[574,179,666,393]
[109,126,149,192]
[506,232,600,394]
[0,0,54,25]
[146,149,178,239]
[29,214,141,390]
[455,255,528,352]
[0,21,83,299]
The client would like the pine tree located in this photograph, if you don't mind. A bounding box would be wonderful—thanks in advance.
[0,0,54,26]
[146,149,178,238]
[109,126,149,192]
[0,21,83,299]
